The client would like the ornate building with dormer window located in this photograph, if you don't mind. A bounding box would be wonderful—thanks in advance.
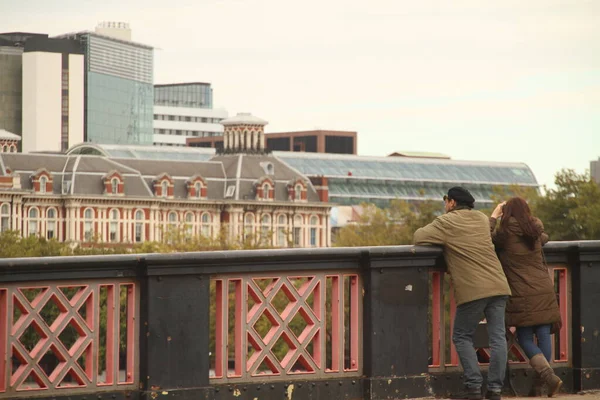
[0,114,332,247]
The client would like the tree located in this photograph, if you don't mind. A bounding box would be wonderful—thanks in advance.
[535,169,600,241]
[334,199,442,247]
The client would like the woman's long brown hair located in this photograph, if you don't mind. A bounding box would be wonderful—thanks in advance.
[500,197,542,250]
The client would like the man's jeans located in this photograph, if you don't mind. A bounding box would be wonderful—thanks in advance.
[453,295,509,392]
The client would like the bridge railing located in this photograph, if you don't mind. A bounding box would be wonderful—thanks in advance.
[0,241,598,400]
[428,265,570,370]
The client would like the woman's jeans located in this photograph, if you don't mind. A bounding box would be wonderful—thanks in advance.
[516,324,552,361]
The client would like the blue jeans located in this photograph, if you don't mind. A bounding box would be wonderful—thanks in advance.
[516,324,552,361]
[453,295,508,392]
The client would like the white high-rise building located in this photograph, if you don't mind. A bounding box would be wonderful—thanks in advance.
[153,83,228,147]
[20,36,84,153]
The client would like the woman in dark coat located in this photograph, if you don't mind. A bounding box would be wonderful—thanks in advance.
[490,197,562,397]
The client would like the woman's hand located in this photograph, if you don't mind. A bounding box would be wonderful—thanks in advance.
[491,202,506,219]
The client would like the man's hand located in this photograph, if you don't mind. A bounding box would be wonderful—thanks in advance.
[491,202,506,219]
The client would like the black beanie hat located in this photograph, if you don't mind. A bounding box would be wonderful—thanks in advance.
[444,187,475,208]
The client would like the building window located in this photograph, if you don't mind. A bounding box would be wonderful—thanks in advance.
[135,210,144,243]
[195,182,202,199]
[262,184,270,200]
[9,145,16,153]
[261,214,271,244]
[161,181,169,198]
[111,178,119,194]
[185,212,194,236]
[310,216,319,247]
[46,208,57,239]
[276,214,287,247]
[293,215,303,247]
[168,211,178,227]
[39,176,47,194]
[83,208,94,242]
[28,208,39,236]
[244,213,254,240]
[295,184,302,200]
[201,213,211,237]
[0,203,10,232]
[109,209,120,242]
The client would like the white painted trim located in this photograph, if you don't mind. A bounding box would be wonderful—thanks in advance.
[235,154,243,201]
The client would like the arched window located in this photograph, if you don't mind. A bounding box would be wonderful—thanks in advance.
[310,216,319,247]
[2,145,7,153]
[194,182,202,199]
[46,208,57,239]
[39,176,47,194]
[109,209,120,242]
[293,215,303,247]
[83,208,94,241]
[201,213,211,237]
[261,214,271,244]
[0,203,10,232]
[295,184,302,200]
[161,181,169,197]
[262,184,270,200]
[185,212,194,236]
[244,213,255,240]
[134,210,145,243]
[9,145,16,153]
[28,208,39,236]
[111,178,119,195]
[168,211,178,225]
[276,214,287,247]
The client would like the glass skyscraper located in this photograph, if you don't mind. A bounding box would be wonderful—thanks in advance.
[60,30,154,145]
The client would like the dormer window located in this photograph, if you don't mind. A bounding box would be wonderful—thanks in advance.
[187,175,207,200]
[111,178,119,194]
[288,179,307,202]
[161,181,168,198]
[31,169,53,194]
[103,171,123,195]
[255,176,274,201]
[40,177,47,194]
[153,173,173,198]
[295,184,302,200]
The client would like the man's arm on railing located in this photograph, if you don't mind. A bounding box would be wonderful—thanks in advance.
[413,217,446,246]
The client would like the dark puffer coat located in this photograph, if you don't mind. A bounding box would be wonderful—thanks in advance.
[490,216,561,328]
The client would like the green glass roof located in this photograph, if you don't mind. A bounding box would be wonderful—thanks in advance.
[274,152,538,186]
[67,143,215,161]
[327,179,500,203]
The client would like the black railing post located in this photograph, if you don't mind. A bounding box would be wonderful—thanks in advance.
[362,246,440,399]
[138,256,213,400]
[571,242,600,392]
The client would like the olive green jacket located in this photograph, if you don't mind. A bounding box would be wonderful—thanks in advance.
[413,208,511,306]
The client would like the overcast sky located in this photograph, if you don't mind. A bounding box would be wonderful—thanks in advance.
[1,0,598,188]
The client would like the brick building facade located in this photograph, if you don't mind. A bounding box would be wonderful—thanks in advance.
[0,114,332,247]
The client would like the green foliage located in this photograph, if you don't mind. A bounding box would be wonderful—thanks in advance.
[334,199,443,246]
[534,169,600,241]
[3,224,275,369]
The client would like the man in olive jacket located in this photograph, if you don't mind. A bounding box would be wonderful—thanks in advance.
[414,187,511,400]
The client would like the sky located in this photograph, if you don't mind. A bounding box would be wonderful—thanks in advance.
[1,0,598,188]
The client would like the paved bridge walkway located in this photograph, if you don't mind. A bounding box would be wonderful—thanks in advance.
[431,394,600,400]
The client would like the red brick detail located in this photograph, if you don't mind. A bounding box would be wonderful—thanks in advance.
[309,177,329,202]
